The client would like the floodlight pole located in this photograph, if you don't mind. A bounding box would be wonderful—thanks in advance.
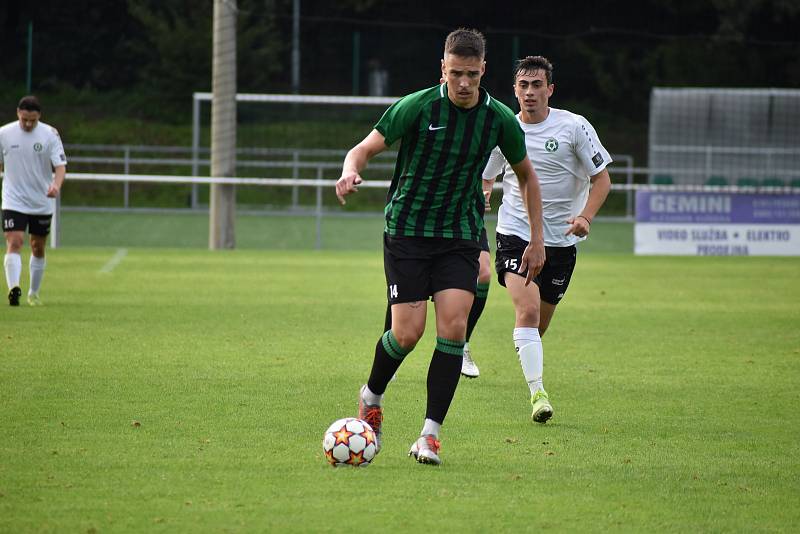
[292,0,301,93]
[210,0,237,250]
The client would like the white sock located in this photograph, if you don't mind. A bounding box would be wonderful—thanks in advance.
[421,418,441,438]
[361,384,383,406]
[4,253,22,290]
[513,327,544,396]
[29,256,46,295]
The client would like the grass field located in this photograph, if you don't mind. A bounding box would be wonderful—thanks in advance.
[1,223,799,532]
[56,211,635,253]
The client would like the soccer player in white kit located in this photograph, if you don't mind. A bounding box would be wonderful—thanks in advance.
[1,96,67,306]
[482,56,612,422]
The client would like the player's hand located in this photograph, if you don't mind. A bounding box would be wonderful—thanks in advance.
[47,183,61,198]
[335,173,363,205]
[565,215,591,238]
[519,241,545,285]
[483,190,491,212]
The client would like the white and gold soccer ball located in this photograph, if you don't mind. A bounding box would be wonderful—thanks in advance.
[322,418,377,467]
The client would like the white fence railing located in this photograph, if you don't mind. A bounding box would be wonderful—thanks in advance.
[64,143,637,212]
[47,171,800,249]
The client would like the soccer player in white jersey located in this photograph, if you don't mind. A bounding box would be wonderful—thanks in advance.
[0,96,67,306]
[482,56,611,422]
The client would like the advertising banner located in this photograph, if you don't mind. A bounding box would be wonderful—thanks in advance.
[634,191,800,256]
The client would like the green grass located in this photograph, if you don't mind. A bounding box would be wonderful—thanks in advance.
[58,211,635,253]
[1,245,798,532]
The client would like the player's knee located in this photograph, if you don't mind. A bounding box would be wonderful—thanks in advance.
[6,236,24,252]
[393,324,425,349]
[477,266,492,284]
[438,315,468,340]
[517,305,540,327]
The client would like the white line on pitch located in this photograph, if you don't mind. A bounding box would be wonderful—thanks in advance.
[99,248,128,274]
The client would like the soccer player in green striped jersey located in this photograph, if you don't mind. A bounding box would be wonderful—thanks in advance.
[336,28,545,465]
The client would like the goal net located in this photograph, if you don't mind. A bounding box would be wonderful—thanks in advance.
[648,88,800,188]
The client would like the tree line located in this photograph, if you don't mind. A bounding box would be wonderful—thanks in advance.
[1,0,797,122]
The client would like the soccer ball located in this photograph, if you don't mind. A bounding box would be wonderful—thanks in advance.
[322,418,377,467]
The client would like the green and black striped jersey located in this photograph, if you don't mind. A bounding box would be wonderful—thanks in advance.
[375,83,526,241]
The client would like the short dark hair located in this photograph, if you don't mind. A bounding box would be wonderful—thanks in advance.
[444,28,486,59]
[17,95,42,113]
[514,56,554,85]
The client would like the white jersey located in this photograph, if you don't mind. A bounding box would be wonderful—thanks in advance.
[0,120,67,215]
[483,108,611,246]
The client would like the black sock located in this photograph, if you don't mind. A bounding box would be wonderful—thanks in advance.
[425,337,465,423]
[465,282,489,341]
[367,330,413,395]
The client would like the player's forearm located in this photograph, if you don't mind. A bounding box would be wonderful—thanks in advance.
[510,157,544,243]
[524,179,544,244]
[53,166,66,188]
[514,162,544,244]
[482,178,494,199]
[581,170,611,220]
[342,145,370,177]
[343,133,386,178]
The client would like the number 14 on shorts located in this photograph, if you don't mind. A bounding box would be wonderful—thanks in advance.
[388,284,399,298]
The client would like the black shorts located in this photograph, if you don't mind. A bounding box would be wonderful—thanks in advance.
[494,232,577,305]
[479,226,490,253]
[2,210,53,236]
[384,234,481,304]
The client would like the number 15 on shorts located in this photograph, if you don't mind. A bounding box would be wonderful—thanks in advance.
[504,258,518,271]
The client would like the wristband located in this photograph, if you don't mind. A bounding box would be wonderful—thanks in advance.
[577,215,591,226]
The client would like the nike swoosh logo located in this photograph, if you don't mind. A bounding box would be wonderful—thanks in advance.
[428,124,447,131]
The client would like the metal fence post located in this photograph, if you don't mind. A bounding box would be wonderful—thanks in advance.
[292,150,300,210]
[623,155,634,219]
[191,94,201,209]
[123,145,131,208]
[315,166,323,250]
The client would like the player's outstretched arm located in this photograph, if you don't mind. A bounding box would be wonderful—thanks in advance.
[565,168,611,238]
[336,129,388,205]
[510,156,545,284]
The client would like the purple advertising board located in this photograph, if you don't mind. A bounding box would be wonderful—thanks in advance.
[635,191,800,256]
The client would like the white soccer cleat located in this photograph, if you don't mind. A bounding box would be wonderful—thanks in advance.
[460,344,480,378]
[408,434,441,465]
[27,292,43,306]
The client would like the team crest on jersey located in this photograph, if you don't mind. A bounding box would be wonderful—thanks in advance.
[544,138,559,152]
[33,142,43,152]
